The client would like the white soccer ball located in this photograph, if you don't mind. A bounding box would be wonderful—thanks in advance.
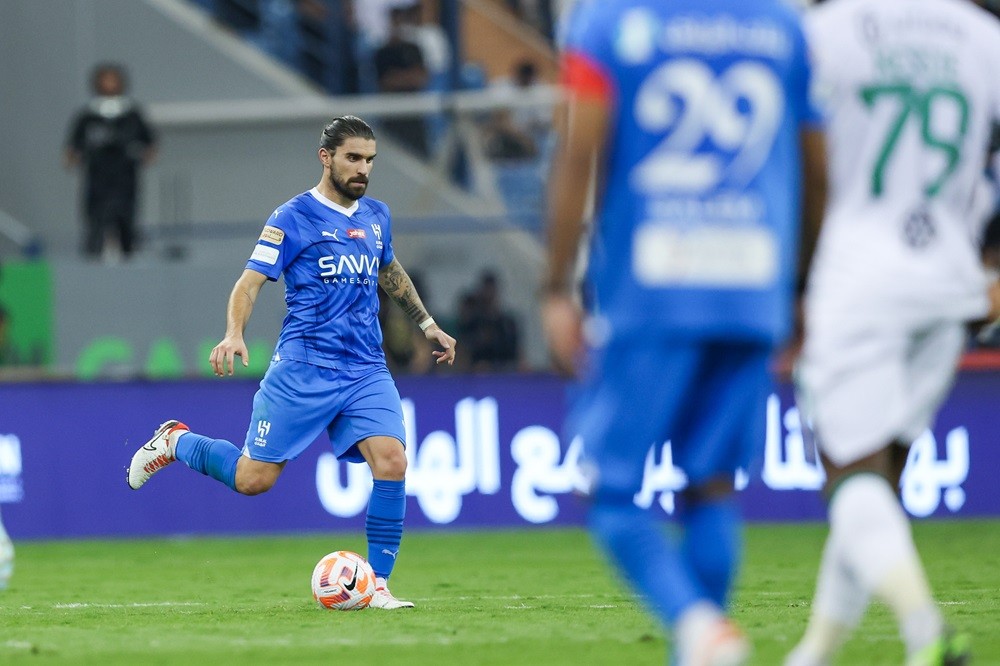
[311,550,376,610]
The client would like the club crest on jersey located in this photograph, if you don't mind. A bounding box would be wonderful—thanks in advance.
[371,223,383,250]
[254,420,270,447]
[347,229,366,239]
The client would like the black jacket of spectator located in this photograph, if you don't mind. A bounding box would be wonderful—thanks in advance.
[67,100,154,209]
[65,64,156,259]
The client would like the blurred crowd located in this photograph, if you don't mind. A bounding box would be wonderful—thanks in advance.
[205,0,566,94]
[205,0,557,225]
[380,268,524,375]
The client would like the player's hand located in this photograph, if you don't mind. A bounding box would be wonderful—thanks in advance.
[425,325,457,366]
[209,335,249,376]
[542,293,583,376]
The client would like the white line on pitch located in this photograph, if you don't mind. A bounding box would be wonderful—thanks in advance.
[51,602,206,609]
[412,593,623,602]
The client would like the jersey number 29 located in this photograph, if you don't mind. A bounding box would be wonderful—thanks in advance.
[631,59,785,194]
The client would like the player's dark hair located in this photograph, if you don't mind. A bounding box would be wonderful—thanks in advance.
[90,62,128,94]
[320,116,375,151]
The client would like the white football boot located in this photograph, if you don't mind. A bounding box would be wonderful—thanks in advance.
[677,603,751,666]
[126,420,189,490]
[368,577,415,610]
[681,618,751,666]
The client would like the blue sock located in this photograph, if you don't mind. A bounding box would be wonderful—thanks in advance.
[366,479,405,580]
[680,498,741,608]
[174,432,240,492]
[588,490,704,626]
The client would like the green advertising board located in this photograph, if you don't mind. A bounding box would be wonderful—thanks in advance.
[0,260,53,368]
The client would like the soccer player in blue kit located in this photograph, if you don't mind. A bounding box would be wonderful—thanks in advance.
[127,116,456,609]
[542,1,827,663]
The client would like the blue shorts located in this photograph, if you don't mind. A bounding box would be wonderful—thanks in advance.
[569,338,771,494]
[243,359,406,464]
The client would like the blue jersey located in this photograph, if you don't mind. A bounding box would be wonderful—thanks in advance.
[246,187,395,369]
[563,0,821,344]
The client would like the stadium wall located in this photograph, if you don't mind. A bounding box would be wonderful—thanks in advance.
[0,0,549,369]
[0,372,992,540]
[0,0,318,258]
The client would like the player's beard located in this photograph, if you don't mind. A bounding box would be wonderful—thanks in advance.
[330,171,368,201]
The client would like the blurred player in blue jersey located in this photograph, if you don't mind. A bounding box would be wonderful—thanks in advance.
[542,1,827,663]
[126,115,456,609]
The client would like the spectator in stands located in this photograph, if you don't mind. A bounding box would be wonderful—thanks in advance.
[483,59,551,160]
[456,270,522,372]
[397,3,452,91]
[293,0,363,94]
[64,63,157,261]
[353,0,419,49]
[374,6,431,158]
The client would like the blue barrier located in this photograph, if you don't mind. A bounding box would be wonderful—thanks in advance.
[0,371,993,539]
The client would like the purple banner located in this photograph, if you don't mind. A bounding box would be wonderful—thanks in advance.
[0,371,995,540]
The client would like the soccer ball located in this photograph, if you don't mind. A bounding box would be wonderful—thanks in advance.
[311,550,376,610]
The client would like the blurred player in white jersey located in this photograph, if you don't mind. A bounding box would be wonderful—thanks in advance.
[789,1,1000,664]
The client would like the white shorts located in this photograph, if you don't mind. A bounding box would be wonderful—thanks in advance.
[796,314,965,467]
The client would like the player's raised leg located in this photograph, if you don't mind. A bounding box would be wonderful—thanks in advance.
[126,420,190,489]
[127,420,276,494]
[357,435,413,610]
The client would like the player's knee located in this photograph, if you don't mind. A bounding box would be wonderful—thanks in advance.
[683,476,737,503]
[370,444,407,481]
[235,468,278,496]
[821,448,893,499]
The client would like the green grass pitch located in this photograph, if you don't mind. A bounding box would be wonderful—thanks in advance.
[1,521,997,665]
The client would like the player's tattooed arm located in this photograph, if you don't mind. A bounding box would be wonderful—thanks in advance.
[378,258,430,324]
[380,258,457,366]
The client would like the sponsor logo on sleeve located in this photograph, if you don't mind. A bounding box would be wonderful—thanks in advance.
[250,244,280,265]
[259,225,285,245]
